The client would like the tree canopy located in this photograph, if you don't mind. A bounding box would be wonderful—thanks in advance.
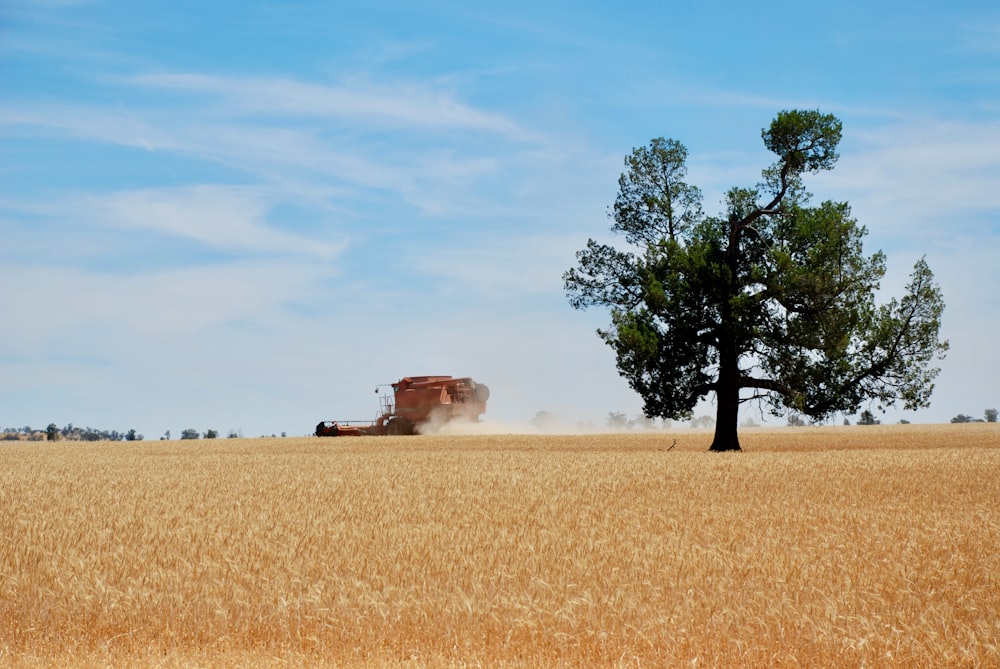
[564,110,949,451]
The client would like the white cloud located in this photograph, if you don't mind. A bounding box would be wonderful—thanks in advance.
[0,259,336,344]
[94,185,346,259]
[0,90,546,222]
[1,103,398,191]
[127,72,536,140]
[813,117,1000,242]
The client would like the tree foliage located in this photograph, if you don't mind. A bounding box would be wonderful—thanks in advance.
[858,410,880,426]
[565,110,948,451]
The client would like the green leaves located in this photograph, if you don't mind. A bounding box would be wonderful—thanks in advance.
[563,239,644,310]
[613,138,703,245]
[859,258,949,412]
[762,109,842,175]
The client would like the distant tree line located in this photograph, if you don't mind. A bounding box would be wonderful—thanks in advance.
[951,409,997,424]
[850,408,996,425]
[170,429,280,439]
[1,424,297,442]
[0,424,144,442]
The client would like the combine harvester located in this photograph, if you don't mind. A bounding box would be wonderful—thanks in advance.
[315,375,490,437]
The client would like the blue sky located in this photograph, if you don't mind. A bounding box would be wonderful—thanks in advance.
[3,0,999,437]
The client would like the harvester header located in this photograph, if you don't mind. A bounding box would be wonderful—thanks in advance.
[315,375,489,437]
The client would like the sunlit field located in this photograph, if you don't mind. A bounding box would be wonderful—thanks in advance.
[2,424,998,667]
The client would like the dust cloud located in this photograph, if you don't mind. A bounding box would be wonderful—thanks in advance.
[416,413,672,436]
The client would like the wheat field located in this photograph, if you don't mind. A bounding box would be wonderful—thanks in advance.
[1,423,998,667]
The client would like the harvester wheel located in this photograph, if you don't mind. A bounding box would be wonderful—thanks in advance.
[315,421,338,437]
[474,383,490,403]
[386,416,414,436]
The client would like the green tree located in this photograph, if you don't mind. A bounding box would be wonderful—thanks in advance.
[46,423,59,441]
[986,408,997,423]
[858,410,880,426]
[565,109,948,451]
[180,428,199,440]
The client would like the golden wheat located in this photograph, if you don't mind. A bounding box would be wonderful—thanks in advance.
[1,424,998,667]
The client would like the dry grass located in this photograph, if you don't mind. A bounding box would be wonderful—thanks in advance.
[1,424,998,667]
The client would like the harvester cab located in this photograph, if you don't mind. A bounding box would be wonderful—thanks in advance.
[375,383,394,416]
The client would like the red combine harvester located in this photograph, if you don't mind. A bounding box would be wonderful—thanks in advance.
[315,375,490,437]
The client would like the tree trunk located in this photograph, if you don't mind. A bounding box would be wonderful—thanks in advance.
[710,343,742,452]
[711,218,744,452]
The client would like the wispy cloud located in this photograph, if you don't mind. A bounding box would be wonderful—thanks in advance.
[813,118,1000,240]
[93,185,347,259]
[0,259,336,342]
[127,72,537,140]
[1,66,550,220]
[962,18,1000,51]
